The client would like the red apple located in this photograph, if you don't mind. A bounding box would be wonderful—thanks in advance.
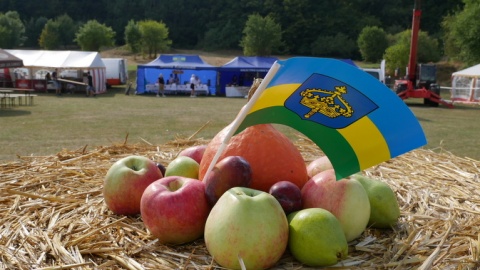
[203,156,252,206]
[301,169,370,242]
[306,156,333,178]
[103,155,163,215]
[178,145,207,164]
[269,181,302,214]
[140,176,210,245]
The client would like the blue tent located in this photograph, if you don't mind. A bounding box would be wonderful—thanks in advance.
[217,56,278,96]
[136,54,217,95]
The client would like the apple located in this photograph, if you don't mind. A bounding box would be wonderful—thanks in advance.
[306,156,333,178]
[269,180,302,214]
[287,208,348,266]
[164,156,199,179]
[204,187,289,269]
[301,169,370,242]
[140,176,210,245]
[103,155,163,215]
[203,156,252,206]
[351,174,400,228]
[178,145,207,164]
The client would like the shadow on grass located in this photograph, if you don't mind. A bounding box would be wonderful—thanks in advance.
[416,116,431,122]
[0,109,32,117]
[39,87,127,99]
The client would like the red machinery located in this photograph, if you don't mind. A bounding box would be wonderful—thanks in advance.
[394,0,454,108]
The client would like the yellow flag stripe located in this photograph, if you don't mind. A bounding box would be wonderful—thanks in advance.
[249,84,299,113]
[248,83,391,171]
[338,117,391,170]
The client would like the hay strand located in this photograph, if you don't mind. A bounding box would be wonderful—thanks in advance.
[1,137,480,269]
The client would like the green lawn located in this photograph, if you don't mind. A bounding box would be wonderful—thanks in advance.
[1,87,479,162]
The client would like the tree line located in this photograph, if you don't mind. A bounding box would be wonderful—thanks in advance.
[0,0,479,69]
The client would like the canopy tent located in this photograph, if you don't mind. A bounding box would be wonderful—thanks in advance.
[0,49,23,68]
[136,54,217,95]
[6,50,106,93]
[451,64,480,103]
[217,56,278,96]
[0,49,24,87]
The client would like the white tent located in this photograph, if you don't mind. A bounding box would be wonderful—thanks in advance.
[6,50,107,93]
[451,64,480,103]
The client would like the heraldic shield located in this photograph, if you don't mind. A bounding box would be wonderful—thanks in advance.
[284,73,379,129]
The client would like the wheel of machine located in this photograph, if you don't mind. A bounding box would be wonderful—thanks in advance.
[428,84,440,107]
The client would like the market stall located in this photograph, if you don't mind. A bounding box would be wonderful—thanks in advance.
[6,50,106,93]
[0,49,24,88]
[217,56,278,96]
[136,54,217,95]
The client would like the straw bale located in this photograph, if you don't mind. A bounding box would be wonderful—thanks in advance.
[1,137,480,269]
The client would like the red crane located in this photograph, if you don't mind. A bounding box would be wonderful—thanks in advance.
[394,0,454,108]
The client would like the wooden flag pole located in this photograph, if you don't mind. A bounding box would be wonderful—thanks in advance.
[202,62,281,181]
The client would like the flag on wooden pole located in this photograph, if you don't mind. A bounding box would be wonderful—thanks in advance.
[205,57,427,180]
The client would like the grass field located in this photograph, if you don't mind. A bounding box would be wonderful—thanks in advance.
[1,88,479,162]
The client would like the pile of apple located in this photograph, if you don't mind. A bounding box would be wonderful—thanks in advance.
[103,145,400,269]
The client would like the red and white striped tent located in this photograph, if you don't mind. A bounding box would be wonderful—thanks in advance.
[6,50,106,93]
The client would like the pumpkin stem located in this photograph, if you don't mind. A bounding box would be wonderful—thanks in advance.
[247,78,263,101]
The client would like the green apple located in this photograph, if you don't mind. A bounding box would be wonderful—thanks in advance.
[164,156,199,179]
[301,169,370,242]
[351,174,401,228]
[204,187,289,270]
[287,208,348,266]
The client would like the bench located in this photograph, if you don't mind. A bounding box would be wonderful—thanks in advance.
[4,94,37,106]
[8,94,24,106]
[27,94,37,105]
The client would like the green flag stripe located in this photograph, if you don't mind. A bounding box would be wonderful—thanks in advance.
[236,106,360,179]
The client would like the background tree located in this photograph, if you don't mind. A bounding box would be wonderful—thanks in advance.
[0,0,465,58]
[384,30,441,76]
[75,20,116,51]
[56,14,77,48]
[0,11,26,48]
[357,26,389,62]
[124,20,142,58]
[240,14,283,56]
[138,20,171,59]
[202,20,241,51]
[384,43,410,77]
[24,16,47,48]
[442,0,480,66]
[311,33,356,59]
[38,19,61,49]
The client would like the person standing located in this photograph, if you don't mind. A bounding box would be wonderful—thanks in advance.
[190,74,196,97]
[44,72,51,93]
[52,68,61,96]
[157,73,165,97]
[86,71,96,97]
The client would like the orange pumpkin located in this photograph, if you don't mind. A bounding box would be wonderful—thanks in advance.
[199,123,309,192]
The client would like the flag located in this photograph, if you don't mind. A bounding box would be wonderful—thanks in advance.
[232,57,427,180]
